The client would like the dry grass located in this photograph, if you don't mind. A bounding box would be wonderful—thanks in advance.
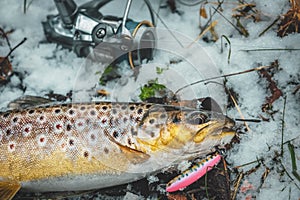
[278,0,300,36]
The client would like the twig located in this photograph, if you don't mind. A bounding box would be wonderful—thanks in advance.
[225,84,250,132]
[259,16,281,37]
[0,38,27,66]
[280,161,300,190]
[175,65,274,95]
[231,172,243,200]
[0,27,12,50]
[232,3,256,11]
[204,80,251,131]
[198,1,224,39]
[187,21,218,48]
[212,6,246,36]
[244,162,261,176]
[241,48,300,52]
[233,158,262,169]
[259,167,270,189]
[235,118,261,122]
[6,38,27,58]
[292,85,300,94]
[258,114,270,122]
[283,135,300,145]
[278,0,300,37]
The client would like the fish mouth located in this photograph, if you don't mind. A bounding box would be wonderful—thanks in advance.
[179,115,235,159]
[193,115,236,144]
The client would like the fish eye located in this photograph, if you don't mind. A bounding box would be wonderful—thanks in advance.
[186,112,207,125]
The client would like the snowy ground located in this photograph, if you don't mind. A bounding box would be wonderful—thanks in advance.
[0,0,299,199]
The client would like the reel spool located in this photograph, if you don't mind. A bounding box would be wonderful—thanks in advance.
[128,20,156,69]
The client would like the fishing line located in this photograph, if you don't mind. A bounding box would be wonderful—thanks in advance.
[149,3,184,48]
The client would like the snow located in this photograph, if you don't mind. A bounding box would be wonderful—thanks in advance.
[0,0,299,199]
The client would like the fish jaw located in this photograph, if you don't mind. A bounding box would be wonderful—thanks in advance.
[187,116,236,157]
[134,110,236,162]
[193,116,236,143]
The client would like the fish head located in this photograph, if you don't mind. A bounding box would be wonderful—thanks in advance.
[135,106,235,161]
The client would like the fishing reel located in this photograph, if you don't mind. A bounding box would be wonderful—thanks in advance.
[42,0,156,68]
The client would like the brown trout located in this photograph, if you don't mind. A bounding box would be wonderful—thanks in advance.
[0,97,235,199]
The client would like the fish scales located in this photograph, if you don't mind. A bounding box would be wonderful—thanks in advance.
[0,103,151,179]
[0,101,235,193]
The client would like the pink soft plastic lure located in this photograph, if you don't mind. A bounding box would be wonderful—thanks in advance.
[166,154,222,192]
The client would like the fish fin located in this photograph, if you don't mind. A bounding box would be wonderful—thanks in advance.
[104,131,150,164]
[200,97,223,113]
[8,95,54,109]
[118,145,150,164]
[0,181,21,200]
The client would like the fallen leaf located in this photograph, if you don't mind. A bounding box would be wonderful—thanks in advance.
[0,56,12,83]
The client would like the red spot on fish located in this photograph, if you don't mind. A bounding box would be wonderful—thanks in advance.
[9,144,14,150]
[40,137,45,143]
[56,124,62,129]
[102,118,107,123]
[24,127,30,133]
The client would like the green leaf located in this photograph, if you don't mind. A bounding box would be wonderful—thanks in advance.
[98,65,120,86]
[139,78,166,101]
[156,67,164,74]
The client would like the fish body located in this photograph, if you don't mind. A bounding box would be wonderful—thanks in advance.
[0,100,235,197]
